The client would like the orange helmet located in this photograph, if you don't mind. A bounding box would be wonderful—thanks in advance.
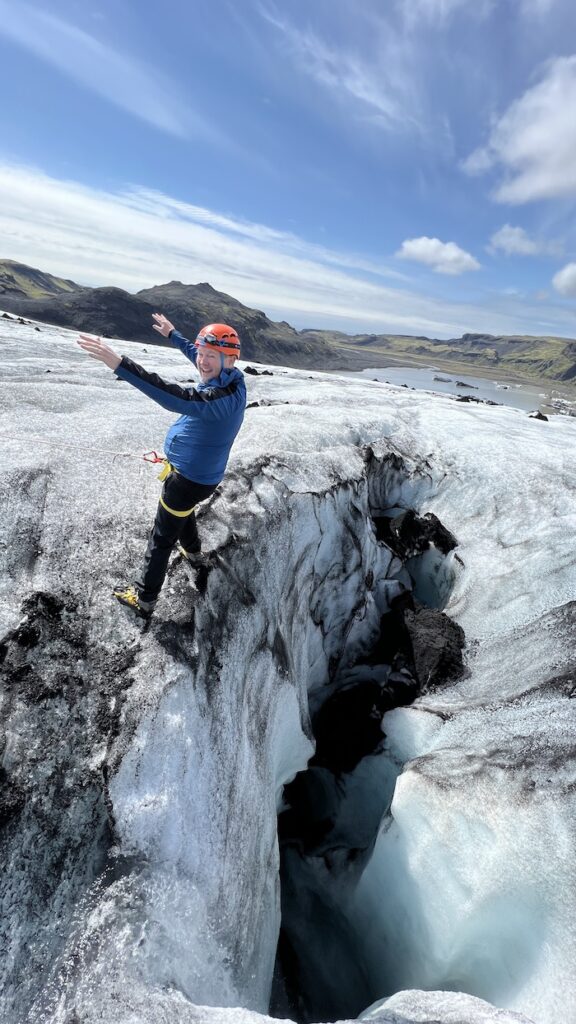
[195,323,241,358]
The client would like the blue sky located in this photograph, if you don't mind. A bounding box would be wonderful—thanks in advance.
[1,0,576,338]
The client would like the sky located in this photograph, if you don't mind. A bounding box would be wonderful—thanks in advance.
[1,0,576,339]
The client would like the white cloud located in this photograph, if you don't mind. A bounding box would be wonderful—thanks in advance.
[259,6,422,131]
[1,161,575,339]
[552,263,576,297]
[489,224,539,255]
[0,162,452,333]
[0,1,206,139]
[396,236,481,274]
[462,56,576,203]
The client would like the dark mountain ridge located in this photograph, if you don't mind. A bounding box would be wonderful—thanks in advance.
[1,259,575,381]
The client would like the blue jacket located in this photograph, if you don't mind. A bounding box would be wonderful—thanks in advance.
[115,330,246,485]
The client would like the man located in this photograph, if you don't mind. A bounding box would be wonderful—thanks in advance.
[78,312,246,617]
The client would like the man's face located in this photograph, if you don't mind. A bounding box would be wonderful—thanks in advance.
[196,346,222,381]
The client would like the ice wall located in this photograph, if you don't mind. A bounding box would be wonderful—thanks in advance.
[1,320,438,1021]
[1,316,575,1024]
[349,602,576,1024]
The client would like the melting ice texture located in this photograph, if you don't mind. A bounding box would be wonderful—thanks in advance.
[0,316,575,1024]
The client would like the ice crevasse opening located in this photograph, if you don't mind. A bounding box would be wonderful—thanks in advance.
[106,439,461,1021]
[1,424,468,1024]
[1,340,575,1024]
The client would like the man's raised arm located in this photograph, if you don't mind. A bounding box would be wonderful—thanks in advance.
[77,335,121,370]
[152,312,198,366]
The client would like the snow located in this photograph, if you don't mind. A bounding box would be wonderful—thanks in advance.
[362,988,537,1022]
[1,314,575,1024]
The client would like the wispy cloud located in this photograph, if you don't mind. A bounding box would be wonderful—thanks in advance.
[0,162,574,338]
[117,188,410,282]
[462,55,576,203]
[0,1,208,139]
[396,236,481,274]
[258,4,422,132]
[518,0,560,16]
[400,0,492,25]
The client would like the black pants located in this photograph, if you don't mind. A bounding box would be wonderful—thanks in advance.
[136,471,216,602]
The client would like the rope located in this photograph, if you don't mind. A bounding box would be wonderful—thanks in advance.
[0,434,164,463]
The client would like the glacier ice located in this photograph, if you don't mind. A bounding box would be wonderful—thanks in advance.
[361,988,537,1022]
[1,314,575,1024]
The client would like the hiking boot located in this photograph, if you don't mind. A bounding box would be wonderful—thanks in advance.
[176,542,204,565]
[113,585,156,617]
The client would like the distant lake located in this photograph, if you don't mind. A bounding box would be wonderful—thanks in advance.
[339,365,575,416]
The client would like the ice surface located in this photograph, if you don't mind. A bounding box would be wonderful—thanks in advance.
[1,315,575,1024]
[361,988,536,1022]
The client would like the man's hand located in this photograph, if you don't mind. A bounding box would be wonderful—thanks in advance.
[77,334,121,371]
[152,312,175,338]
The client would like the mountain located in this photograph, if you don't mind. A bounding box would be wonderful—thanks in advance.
[1,258,575,381]
[1,283,160,344]
[0,258,79,300]
[136,280,336,367]
[0,261,346,369]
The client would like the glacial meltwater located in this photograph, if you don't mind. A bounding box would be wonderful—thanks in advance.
[340,365,575,416]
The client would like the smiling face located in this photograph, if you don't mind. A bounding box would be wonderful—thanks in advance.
[196,345,236,381]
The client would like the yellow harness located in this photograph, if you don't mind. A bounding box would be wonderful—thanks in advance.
[156,458,173,482]
[156,459,196,518]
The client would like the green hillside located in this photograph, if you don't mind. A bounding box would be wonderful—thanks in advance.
[0,259,80,300]
[303,329,576,383]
